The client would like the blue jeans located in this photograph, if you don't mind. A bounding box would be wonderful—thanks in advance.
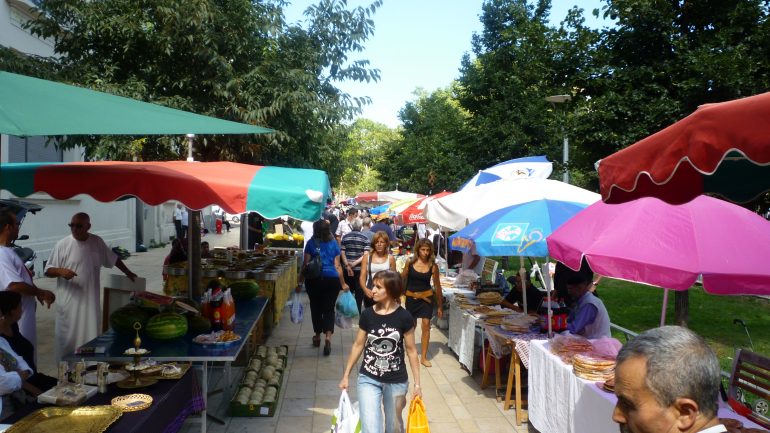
[357,374,408,433]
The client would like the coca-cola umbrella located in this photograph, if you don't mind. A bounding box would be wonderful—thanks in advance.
[396,191,452,224]
[354,190,424,204]
[0,161,330,221]
[546,195,770,324]
[598,92,770,204]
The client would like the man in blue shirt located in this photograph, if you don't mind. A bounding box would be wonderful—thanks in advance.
[564,262,610,339]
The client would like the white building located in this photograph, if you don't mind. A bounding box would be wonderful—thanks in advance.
[1,0,177,275]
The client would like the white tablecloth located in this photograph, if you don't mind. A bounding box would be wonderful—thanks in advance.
[528,340,764,433]
[448,301,481,373]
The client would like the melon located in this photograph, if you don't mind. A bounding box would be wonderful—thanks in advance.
[187,314,212,334]
[146,312,188,340]
[109,306,151,335]
[229,280,260,301]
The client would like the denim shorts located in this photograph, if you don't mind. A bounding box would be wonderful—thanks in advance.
[357,374,409,433]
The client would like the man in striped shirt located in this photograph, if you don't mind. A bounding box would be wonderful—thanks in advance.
[340,219,370,314]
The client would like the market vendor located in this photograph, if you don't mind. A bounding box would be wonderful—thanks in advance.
[563,260,610,339]
[500,274,543,314]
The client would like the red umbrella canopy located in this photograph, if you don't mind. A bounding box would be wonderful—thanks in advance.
[0,161,330,221]
[598,92,770,204]
[398,191,452,224]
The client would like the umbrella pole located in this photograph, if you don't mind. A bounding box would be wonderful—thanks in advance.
[519,256,527,314]
[545,259,552,338]
[660,288,669,327]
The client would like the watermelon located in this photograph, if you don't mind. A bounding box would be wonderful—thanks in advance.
[187,314,212,334]
[110,306,151,335]
[229,280,259,301]
[146,312,188,340]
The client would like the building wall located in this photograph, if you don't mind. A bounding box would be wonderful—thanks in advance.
[0,0,177,275]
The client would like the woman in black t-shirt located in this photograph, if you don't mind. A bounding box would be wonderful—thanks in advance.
[340,270,421,433]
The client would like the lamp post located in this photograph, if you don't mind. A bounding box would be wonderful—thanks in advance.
[545,94,572,184]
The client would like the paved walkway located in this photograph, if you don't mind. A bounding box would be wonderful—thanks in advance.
[32,226,531,433]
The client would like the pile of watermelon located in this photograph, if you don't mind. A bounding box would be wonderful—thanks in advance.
[109,302,211,340]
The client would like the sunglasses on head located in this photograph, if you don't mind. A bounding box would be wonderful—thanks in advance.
[68,223,84,228]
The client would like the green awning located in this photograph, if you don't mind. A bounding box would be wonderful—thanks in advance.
[0,71,272,136]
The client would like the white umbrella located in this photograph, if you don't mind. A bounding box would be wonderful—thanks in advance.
[459,155,553,191]
[424,178,600,231]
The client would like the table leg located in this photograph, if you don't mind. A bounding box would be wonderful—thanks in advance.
[202,361,207,433]
[504,346,515,412]
[514,350,524,425]
[481,345,493,389]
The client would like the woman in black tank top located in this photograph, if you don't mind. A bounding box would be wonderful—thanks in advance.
[400,238,444,367]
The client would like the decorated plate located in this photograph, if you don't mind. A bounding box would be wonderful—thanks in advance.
[111,394,153,412]
[192,331,242,345]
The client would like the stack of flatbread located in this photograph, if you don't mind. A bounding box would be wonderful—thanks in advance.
[550,335,594,363]
[500,314,538,332]
[601,377,615,393]
[572,353,616,381]
[477,292,503,305]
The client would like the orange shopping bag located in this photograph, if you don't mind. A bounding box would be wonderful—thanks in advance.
[406,396,430,433]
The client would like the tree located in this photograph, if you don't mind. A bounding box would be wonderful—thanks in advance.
[13,0,382,180]
[337,118,399,197]
[455,0,600,187]
[377,86,475,193]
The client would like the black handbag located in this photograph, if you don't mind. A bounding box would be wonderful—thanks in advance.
[305,239,322,280]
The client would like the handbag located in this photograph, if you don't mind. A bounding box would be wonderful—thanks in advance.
[331,390,360,433]
[305,239,322,280]
[407,396,430,433]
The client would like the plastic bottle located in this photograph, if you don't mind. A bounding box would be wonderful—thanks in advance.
[200,290,211,322]
[210,288,223,332]
[222,288,236,331]
[558,298,568,332]
[538,296,550,332]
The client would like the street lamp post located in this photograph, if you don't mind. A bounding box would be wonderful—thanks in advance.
[545,94,572,184]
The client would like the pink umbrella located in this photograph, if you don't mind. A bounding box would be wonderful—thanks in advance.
[546,195,770,296]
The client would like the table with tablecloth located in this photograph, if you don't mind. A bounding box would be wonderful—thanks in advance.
[4,369,202,433]
[448,299,483,373]
[528,340,765,433]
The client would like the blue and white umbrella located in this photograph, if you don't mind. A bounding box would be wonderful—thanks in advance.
[459,155,553,191]
[448,199,593,257]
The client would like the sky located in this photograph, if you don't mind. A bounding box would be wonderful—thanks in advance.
[284,0,609,128]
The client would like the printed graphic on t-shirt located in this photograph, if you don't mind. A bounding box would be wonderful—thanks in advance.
[363,327,402,377]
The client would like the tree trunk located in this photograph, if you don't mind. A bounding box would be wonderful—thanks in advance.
[674,290,689,327]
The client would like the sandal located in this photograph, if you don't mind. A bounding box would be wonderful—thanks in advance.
[312,335,321,347]
[323,340,331,356]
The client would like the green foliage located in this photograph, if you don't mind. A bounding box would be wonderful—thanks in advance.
[9,0,382,181]
[377,86,475,193]
[337,118,398,197]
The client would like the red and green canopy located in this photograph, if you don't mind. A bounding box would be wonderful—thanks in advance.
[0,161,330,221]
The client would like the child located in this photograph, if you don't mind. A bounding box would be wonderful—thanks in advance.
[339,270,421,433]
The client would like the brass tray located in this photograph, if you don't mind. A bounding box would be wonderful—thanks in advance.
[111,393,153,412]
[7,405,122,433]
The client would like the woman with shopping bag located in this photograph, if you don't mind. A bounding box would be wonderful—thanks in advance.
[340,270,422,433]
[297,219,349,356]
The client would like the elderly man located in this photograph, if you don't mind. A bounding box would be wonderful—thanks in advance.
[340,219,370,313]
[45,213,137,361]
[613,326,726,433]
[0,209,55,353]
[564,260,610,338]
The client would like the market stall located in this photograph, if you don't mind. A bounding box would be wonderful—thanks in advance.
[528,340,766,433]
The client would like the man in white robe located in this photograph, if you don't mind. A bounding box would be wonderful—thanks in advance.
[45,213,137,361]
[0,209,55,357]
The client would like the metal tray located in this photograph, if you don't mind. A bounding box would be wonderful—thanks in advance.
[7,405,122,433]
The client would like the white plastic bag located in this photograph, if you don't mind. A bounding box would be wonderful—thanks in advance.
[335,310,354,329]
[290,291,303,324]
[331,390,360,433]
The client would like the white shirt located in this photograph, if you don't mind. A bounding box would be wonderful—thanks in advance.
[174,207,183,221]
[301,221,314,251]
[0,247,37,349]
[181,209,189,227]
[336,219,352,238]
[0,337,29,418]
[699,425,727,433]
[45,234,117,361]
[461,243,485,275]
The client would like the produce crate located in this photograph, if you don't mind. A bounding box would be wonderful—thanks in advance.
[229,345,288,417]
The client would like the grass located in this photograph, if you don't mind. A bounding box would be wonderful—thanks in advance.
[597,278,770,372]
